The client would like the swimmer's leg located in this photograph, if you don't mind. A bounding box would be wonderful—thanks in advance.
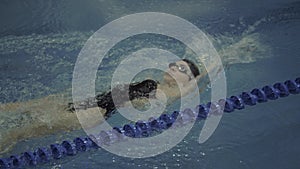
[0,94,83,154]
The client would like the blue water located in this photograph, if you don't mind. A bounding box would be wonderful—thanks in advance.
[1,0,300,169]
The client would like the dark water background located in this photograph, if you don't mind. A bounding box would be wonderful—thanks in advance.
[0,0,300,169]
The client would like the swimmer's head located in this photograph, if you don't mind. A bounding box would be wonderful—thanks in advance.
[164,59,200,86]
[182,59,200,78]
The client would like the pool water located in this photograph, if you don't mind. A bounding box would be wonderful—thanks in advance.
[1,0,300,169]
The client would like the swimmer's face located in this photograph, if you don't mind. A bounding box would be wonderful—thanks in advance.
[164,60,194,86]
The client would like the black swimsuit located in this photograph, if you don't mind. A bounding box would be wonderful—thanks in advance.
[69,79,158,119]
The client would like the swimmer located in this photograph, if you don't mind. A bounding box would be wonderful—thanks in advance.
[0,59,212,154]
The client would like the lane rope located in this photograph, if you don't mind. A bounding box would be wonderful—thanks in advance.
[0,77,299,169]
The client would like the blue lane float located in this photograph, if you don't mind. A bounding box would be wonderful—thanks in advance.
[0,77,299,169]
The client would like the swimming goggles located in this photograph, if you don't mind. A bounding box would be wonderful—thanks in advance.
[168,62,193,80]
